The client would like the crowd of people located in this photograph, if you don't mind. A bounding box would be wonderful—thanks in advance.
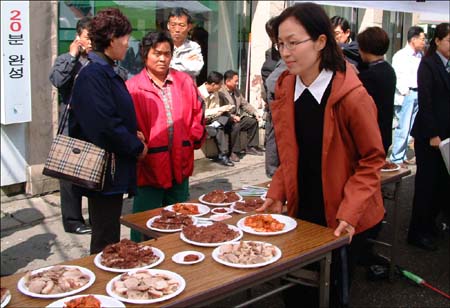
[49,3,449,307]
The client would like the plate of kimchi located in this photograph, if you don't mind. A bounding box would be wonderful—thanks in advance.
[237,214,297,236]
[164,203,210,217]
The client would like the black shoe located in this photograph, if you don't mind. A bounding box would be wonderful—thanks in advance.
[72,225,92,235]
[246,147,263,156]
[407,233,437,251]
[367,264,389,281]
[218,155,234,167]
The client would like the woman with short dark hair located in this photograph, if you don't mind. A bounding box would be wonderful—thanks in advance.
[258,3,385,306]
[70,8,147,254]
[357,27,396,154]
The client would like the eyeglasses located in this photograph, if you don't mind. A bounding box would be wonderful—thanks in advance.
[275,38,312,51]
[334,30,343,37]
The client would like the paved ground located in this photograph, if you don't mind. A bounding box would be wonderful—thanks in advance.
[1,155,449,307]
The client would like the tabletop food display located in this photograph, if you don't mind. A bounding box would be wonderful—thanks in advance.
[1,184,354,307]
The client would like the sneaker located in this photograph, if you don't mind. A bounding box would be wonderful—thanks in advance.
[218,155,234,167]
[230,152,240,162]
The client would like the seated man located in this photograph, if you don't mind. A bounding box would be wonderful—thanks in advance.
[219,70,263,159]
[198,71,237,166]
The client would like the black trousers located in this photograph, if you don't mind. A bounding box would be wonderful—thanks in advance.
[88,194,123,254]
[60,179,85,232]
[409,138,450,236]
[231,116,259,152]
[283,222,382,308]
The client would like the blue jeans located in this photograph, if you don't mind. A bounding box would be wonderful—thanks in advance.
[389,91,418,163]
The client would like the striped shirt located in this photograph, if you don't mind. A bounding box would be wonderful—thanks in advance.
[147,71,175,148]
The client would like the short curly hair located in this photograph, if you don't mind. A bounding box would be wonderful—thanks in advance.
[89,8,132,52]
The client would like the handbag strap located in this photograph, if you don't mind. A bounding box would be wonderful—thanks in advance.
[57,59,91,135]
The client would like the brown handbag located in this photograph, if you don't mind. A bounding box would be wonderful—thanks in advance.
[42,104,108,191]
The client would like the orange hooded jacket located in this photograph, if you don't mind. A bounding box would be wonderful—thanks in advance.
[267,63,385,234]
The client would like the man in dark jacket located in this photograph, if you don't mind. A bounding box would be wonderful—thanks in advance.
[49,17,92,235]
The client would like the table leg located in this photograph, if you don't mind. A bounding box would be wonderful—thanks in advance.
[319,252,331,308]
[389,180,401,281]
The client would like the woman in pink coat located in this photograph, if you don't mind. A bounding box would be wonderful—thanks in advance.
[126,31,205,242]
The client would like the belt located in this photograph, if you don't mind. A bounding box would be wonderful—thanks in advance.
[409,87,418,91]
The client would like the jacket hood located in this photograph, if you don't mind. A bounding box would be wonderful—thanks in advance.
[275,61,363,108]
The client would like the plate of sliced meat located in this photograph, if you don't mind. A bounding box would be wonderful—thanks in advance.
[381,162,400,172]
[237,214,297,236]
[146,210,197,232]
[164,203,210,217]
[94,239,164,273]
[230,198,265,214]
[212,241,282,268]
[198,190,243,206]
[17,265,95,299]
[106,269,185,304]
[180,222,243,247]
[1,288,11,308]
[46,294,125,308]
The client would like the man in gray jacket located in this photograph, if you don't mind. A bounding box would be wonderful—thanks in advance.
[49,17,92,235]
[219,70,263,160]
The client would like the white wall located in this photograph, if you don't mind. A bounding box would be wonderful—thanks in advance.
[1,124,28,186]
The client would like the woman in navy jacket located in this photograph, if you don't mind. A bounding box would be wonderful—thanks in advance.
[408,22,450,251]
[69,8,147,254]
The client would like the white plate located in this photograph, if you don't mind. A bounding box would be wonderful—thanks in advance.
[381,164,400,172]
[230,201,263,214]
[94,246,165,273]
[146,215,197,233]
[46,294,125,308]
[198,192,243,206]
[106,269,186,304]
[172,251,205,265]
[211,207,233,215]
[1,292,11,308]
[17,265,95,299]
[230,202,248,214]
[209,214,232,221]
[212,241,282,268]
[237,214,297,236]
[164,203,210,217]
[180,224,243,247]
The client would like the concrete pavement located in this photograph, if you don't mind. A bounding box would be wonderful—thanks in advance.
[1,155,449,307]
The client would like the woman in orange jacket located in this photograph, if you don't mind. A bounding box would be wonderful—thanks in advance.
[257,3,386,306]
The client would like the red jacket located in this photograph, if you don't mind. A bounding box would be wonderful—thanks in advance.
[126,69,205,188]
[267,63,385,234]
